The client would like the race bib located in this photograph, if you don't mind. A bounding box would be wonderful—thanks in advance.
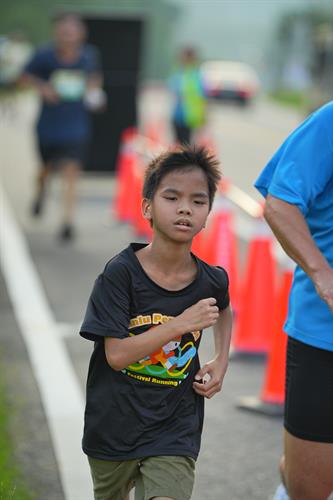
[51,69,86,101]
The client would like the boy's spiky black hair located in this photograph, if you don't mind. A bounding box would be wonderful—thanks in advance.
[143,145,221,209]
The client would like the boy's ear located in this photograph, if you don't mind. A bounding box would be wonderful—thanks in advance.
[142,198,152,220]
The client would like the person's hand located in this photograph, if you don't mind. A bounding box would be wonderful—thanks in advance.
[312,267,333,313]
[39,82,59,104]
[84,87,107,112]
[176,298,219,333]
[193,357,228,399]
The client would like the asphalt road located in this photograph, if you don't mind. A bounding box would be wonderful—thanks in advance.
[0,89,303,500]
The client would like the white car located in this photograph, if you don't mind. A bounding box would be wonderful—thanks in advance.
[200,60,260,105]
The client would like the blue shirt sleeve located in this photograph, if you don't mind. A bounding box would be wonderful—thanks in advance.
[23,47,51,80]
[255,104,333,214]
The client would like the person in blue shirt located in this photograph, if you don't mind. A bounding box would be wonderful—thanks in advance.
[255,102,333,500]
[22,12,104,242]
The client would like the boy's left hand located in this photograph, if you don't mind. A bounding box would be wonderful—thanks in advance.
[193,358,228,399]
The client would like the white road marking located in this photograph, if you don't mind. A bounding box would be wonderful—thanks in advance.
[0,182,93,500]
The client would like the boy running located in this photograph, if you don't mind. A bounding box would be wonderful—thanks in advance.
[80,145,233,500]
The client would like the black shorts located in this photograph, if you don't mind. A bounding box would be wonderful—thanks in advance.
[38,141,87,166]
[284,337,333,443]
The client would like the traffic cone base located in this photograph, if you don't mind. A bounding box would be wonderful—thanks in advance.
[236,395,284,417]
[229,349,266,361]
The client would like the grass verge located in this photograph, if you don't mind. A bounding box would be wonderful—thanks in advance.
[269,89,309,111]
[0,373,33,500]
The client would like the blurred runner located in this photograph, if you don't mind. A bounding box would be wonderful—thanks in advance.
[22,12,105,242]
[255,101,333,500]
[169,47,207,145]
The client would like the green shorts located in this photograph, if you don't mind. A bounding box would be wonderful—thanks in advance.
[88,454,195,500]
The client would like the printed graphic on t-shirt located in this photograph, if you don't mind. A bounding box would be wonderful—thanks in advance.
[122,313,201,387]
[50,69,86,100]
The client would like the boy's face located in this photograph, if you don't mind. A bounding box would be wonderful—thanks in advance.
[143,166,210,243]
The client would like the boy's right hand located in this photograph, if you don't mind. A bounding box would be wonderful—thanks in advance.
[176,298,219,333]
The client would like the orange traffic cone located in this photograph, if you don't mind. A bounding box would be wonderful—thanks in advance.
[191,230,206,259]
[126,160,141,228]
[195,127,217,154]
[202,195,238,308]
[114,127,138,222]
[236,260,294,416]
[143,119,166,145]
[132,167,153,240]
[231,215,277,355]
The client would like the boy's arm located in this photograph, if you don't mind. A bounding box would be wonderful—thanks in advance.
[105,298,219,371]
[193,304,232,399]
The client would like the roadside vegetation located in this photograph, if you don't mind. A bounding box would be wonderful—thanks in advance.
[0,374,33,500]
[269,89,309,111]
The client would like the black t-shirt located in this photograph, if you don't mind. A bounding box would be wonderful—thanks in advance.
[80,243,229,461]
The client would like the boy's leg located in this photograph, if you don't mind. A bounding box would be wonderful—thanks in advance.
[88,456,140,500]
[135,455,195,500]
